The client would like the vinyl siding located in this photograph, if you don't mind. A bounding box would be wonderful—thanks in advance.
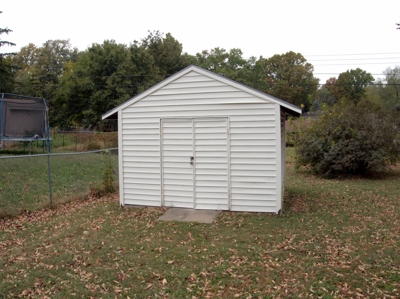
[161,119,194,209]
[279,108,286,212]
[121,117,160,207]
[120,70,279,212]
[194,118,229,210]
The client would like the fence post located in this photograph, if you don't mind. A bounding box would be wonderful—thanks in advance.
[47,152,53,206]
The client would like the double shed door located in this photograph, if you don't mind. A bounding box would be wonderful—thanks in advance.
[161,118,230,210]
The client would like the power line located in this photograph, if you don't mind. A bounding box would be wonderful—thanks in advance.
[313,62,400,66]
[29,82,399,88]
[314,73,385,75]
[305,52,400,57]
[309,57,400,62]
[243,52,400,59]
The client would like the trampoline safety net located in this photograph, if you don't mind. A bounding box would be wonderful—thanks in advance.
[0,93,49,139]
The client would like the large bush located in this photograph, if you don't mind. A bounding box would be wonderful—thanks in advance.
[295,99,400,176]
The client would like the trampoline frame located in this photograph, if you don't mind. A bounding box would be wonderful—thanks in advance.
[0,93,51,152]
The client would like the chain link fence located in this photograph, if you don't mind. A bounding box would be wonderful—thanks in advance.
[50,131,118,152]
[0,148,118,218]
[0,131,118,154]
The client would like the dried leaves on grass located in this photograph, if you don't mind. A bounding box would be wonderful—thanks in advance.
[1,164,400,298]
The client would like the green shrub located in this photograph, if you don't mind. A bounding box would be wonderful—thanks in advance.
[86,138,101,151]
[102,150,116,193]
[295,99,400,177]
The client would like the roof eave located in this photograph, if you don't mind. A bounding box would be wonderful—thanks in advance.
[282,106,301,117]
[101,64,303,119]
[103,110,118,120]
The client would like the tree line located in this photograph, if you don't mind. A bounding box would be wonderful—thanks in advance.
[1,28,399,130]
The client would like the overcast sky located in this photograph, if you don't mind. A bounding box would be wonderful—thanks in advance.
[1,0,400,84]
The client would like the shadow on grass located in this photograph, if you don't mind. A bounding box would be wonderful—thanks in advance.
[283,189,313,215]
[294,163,400,180]
[283,162,400,218]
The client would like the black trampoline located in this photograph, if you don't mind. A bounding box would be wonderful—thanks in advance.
[0,93,51,152]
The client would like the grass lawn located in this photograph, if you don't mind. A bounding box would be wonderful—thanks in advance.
[0,150,399,298]
[0,150,118,218]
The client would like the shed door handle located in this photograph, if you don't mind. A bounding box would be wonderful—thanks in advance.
[190,156,194,165]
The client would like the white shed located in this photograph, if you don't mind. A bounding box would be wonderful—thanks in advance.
[102,65,301,213]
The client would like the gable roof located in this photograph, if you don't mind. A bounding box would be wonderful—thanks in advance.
[102,65,302,120]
